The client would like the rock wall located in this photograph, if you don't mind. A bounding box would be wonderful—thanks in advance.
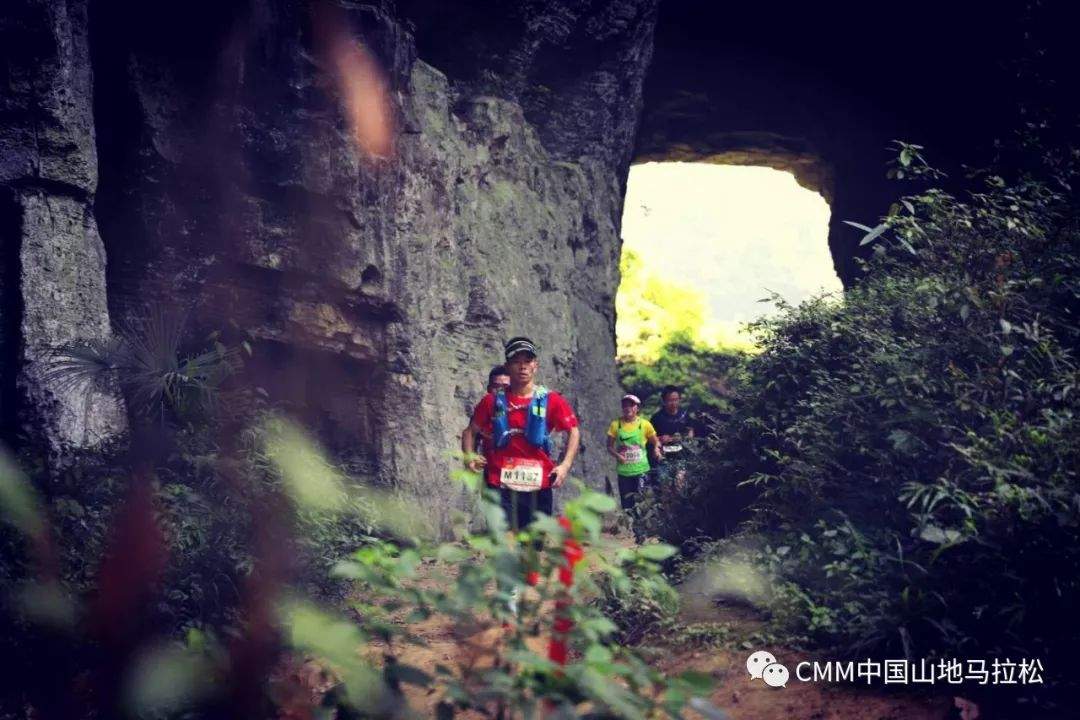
[0,0,126,457]
[636,0,1056,286]
[2,0,658,530]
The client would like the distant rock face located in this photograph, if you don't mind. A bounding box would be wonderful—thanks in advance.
[2,0,658,528]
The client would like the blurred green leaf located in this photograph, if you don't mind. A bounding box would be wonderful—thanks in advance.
[0,450,45,538]
[262,418,347,513]
[279,598,385,709]
[636,544,678,561]
[124,642,212,716]
[675,670,715,693]
[11,581,76,628]
[579,491,617,514]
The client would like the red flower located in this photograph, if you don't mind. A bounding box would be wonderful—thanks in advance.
[525,570,541,586]
[563,539,584,566]
[553,616,573,633]
[548,638,568,665]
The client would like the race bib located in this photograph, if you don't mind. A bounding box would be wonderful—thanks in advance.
[619,445,644,464]
[500,458,545,492]
[662,444,683,454]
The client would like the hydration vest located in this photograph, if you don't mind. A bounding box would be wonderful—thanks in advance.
[492,385,552,455]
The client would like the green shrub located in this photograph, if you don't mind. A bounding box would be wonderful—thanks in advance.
[2,421,724,718]
[0,413,388,716]
[591,547,681,645]
[329,479,716,719]
[677,145,1079,696]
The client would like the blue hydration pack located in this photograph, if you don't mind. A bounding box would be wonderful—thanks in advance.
[492,385,552,455]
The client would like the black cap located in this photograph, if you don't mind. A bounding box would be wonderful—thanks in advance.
[504,336,538,360]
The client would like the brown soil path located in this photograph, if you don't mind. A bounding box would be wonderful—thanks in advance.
[278,531,960,719]
[636,533,954,720]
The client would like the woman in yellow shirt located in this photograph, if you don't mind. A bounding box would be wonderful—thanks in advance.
[607,394,663,516]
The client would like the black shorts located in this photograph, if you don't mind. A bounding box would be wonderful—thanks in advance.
[499,487,553,531]
[616,474,651,511]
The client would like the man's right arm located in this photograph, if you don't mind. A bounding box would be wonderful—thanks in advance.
[462,395,492,473]
[461,422,485,472]
[607,434,621,460]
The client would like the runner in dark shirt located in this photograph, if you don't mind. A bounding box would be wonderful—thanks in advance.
[650,385,694,482]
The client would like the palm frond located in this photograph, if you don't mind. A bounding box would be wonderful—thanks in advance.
[121,308,184,379]
[169,345,242,414]
[44,306,242,421]
[43,336,129,396]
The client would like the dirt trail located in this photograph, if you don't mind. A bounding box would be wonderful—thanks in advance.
[650,603,951,719]
[280,531,957,719]
[648,593,953,719]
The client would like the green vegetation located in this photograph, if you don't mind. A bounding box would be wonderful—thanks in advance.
[658,141,1080,702]
[44,308,241,423]
[0,310,722,718]
[615,245,750,420]
[1,426,720,717]
[332,478,713,719]
[616,248,711,362]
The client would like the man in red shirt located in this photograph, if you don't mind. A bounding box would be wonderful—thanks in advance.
[474,364,511,463]
[461,337,580,529]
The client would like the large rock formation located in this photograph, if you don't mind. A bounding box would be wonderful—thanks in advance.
[2,0,658,529]
[8,0,1059,529]
[0,0,126,456]
[635,0,1070,285]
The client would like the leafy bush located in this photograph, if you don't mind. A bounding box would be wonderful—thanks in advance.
[330,479,716,719]
[0,405,397,715]
[590,540,681,646]
[46,308,241,423]
[629,451,757,549]
[677,144,1079,697]
[616,249,712,362]
[1,436,723,719]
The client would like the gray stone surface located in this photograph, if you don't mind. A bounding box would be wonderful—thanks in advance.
[0,0,97,191]
[0,0,126,456]
[382,64,628,518]
[83,0,657,531]
[2,0,657,529]
[15,191,126,453]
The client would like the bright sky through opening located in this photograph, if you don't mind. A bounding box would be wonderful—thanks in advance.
[618,162,841,353]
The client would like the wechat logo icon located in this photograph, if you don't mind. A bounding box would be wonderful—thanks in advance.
[746,650,789,688]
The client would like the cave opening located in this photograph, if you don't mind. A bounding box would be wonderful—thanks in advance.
[616,161,841,359]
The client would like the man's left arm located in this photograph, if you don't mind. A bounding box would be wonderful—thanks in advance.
[551,425,580,488]
[549,394,580,488]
